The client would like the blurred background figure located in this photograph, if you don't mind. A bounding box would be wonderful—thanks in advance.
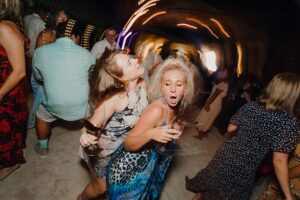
[23,2,48,58]
[193,67,229,139]
[214,74,255,135]
[54,10,68,26]
[90,27,117,59]
[0,0,29,181]
[23,2,48,92]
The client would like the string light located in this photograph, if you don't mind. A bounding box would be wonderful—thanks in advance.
[210,18,230,38]
[123,0,160,34]
[128,32,138,47]
[186,17,219,39]
[177,23,197,30]
[142,11,166,25]
[236,42,243,77]
[121,31,132,50]
[124,10,149,35]
[138,0,147,5]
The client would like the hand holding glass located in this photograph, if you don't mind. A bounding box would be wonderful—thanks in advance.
[83,106,106,156]
[155,118,186,154]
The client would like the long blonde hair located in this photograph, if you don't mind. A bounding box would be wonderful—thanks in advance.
[88,49,127,110]
[258,72,300,113]
[149,58,194,115]
[0,0,22,26]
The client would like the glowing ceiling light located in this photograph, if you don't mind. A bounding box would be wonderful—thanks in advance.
[198,50,217,72]
[116,29,125,50]
[210,18,230,38]
[186,17,219,39]
[139,1,158,12]
[142,11,166,25]
[128,32,138,47]
[123,0,160,34]
[121,31,132,50]
[124,10,149,35]
[177,23,197,30]
[124,0,159,28]
[138,0,147,5]
[236,43,243,77]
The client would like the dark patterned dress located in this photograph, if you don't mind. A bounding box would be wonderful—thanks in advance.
[107,101,175,200]
[186,101,300,200]
[0,29,29,167]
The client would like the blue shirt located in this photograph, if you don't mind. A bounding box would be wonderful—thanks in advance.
[32,37,95,121]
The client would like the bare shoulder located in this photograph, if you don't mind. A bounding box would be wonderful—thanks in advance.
[0,21,14,34]
[0,21,21,39]
[143,99,164,118]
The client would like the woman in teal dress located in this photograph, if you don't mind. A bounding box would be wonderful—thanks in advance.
[107,58,195,199]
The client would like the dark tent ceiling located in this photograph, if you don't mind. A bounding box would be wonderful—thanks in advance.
[31,0,300,80]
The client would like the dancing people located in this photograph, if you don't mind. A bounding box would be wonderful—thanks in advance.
[107,58,194,199]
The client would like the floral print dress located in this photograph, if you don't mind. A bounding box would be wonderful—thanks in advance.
[0,31,29,167]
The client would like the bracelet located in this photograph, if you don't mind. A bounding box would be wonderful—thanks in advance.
[83,119,102,135]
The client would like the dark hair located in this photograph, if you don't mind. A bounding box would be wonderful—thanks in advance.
[46,9,69,29]
[55,20,81,39]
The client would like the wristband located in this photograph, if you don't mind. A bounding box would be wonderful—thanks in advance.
[83,119,101,136]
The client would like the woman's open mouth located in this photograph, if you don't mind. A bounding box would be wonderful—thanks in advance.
[169,96,177,105]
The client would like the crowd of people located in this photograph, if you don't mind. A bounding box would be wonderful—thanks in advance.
[0,1,300,200]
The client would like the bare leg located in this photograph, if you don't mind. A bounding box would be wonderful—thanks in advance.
[36,117,51,140]
[77,176,106,200]
[192,192,201,200]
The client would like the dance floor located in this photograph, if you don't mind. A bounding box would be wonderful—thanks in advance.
[0,105,268,200]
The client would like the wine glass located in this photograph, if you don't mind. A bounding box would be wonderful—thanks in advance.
[83,106,106,156]
[83,120,104,156]
[155,117,186,154]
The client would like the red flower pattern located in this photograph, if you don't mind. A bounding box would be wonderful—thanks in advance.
[0,31,29,167]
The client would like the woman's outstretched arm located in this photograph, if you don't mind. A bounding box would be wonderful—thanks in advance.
[125,102,179,151]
